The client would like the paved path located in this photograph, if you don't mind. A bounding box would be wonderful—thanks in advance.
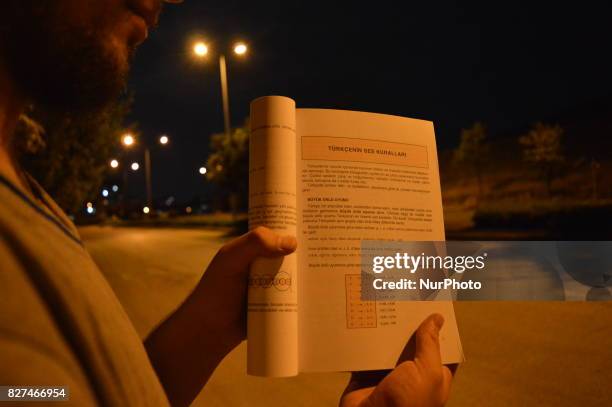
[80,226,611,406]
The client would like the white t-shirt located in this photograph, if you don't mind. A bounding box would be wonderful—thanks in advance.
[0,174,170,406]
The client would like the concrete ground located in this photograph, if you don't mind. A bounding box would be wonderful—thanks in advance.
[80,226,611,407]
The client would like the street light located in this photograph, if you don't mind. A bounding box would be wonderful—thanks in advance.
[233,42,248,56]
[122,133,135,147]
[143,135,171,210]
[117,132,170,211]
[193,41,208,57]
[199,166,207,175]
[192,39,250,138]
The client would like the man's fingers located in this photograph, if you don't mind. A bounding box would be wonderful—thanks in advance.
[216,226,297,272]
[414,313,444,369]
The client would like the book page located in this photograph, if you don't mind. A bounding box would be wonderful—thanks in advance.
[296,109,463,372]
[247,96,299,377]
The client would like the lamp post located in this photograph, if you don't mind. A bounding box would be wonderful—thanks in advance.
[192,40,249,138]
[112,133,170,213]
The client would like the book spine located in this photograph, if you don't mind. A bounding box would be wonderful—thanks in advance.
[247,96,299,377]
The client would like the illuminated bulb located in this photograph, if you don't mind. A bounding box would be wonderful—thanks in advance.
[122,134,135,147]
[233,42,247,55]
[193,42,208,57]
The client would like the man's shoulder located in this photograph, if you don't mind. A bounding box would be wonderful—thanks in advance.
[0,181,170,407]
[0,239,99,403]
[0,175,82,246]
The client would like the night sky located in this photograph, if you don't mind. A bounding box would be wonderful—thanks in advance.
[124,0,612,203]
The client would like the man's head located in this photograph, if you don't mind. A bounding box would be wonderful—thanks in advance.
[0,0,167,112]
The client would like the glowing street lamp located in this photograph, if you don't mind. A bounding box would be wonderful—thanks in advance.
[117,132,170,211]
[143,206,150,214]
[199,166,207,175]
[233,42,248,56]
[122,133,135,147]
[191,39,251,138]
[193,41,208,57]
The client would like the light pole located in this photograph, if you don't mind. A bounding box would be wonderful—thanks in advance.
[144,148,152,209]
[142,135,170,210]
[108,154,140,217]
[192,40,249,138]
[113,133,170,213]
[218,54,231,139]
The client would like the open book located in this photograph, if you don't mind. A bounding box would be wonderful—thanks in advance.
[247,96,464,377]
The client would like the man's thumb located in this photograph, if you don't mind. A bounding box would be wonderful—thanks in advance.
[217,226,297,272]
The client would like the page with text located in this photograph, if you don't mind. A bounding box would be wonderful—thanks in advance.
[296,108,464,372]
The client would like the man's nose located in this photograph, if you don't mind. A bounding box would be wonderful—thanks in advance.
[127,0,164,28]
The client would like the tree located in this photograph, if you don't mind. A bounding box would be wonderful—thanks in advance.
[205,125,249,213]
[15,99,131,214]
[519,122,565,196]
[453,122,489,200]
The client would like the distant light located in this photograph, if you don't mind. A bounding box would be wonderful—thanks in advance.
[234,42,248,55]
[122,133,135,147]
[193,41,208,57]
[86,207,94,214]
[110,159,119,168]
[186,206,193,214]
[112,185,119,192]
[86,202,93,208]
[199,166,207,175]
[215,164,223,172]
[131,162,140,171]
[102,189,109,197]
[143,206,150,214]
[159,135,169,145]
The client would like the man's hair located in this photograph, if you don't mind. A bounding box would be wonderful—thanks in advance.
[0,1,131,113]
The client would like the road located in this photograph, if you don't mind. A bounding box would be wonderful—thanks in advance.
[80,226,612,407]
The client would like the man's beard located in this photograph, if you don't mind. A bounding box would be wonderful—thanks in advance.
[2,2,132,113]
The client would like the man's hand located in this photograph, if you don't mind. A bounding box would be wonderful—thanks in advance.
[145,226,297,407]
[340,314,453,407]
[192,226,298,345]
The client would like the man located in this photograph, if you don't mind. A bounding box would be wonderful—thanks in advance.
[0,1,453,406]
